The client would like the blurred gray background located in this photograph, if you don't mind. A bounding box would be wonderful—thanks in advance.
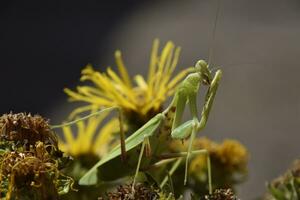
[1,0,300,199]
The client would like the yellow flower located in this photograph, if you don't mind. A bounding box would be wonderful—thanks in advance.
[192,138,248,173]
[64,39,192,122]
[215,139,248,172]
[170,137,249,174]
[58,109,122,157]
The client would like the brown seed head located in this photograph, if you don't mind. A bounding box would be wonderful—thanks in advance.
[0,113,58,149]
[203,189,239,200]
[1,143,57,180]
[99,183,159,200]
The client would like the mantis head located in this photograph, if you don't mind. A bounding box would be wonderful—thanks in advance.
[195,60,212,85]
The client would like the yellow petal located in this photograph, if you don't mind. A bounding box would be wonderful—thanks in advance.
[76,87,109,101]
[161,46,181,86]
[61,126,75,151]
[152,42,174,96]
[160,41,174,72]
[77,86,106,97]
[115,50,132,87]
[65,87,115,106]
[81,64,95,75]
[93,118,119,156]
[147,39,159,82]
[58,141,67,153]
[85,110,110,144]
[74,119,87,154]
[168,47,181,76]
[134,75,148,90]
[107,67,125,85]
[107,67,136,103]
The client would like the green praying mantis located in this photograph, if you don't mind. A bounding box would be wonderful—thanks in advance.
[63,60,222,194]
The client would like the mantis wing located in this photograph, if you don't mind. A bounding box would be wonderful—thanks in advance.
[79,113,164,185]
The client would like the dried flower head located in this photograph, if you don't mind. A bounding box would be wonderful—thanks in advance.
[98,183,159,200]
[64,39,192,124]
[203,189,239,200]
[0,142,64,199]
[0,113,58,149]
[1,147,56,185]
[0,113,74,199]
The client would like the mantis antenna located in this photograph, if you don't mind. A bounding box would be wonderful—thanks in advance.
[207,1,264,72]
[50,106,119,129]
[208,0,222,67]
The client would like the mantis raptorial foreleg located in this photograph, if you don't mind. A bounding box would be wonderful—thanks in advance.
[198,70,222,131]
[170,90,187,131]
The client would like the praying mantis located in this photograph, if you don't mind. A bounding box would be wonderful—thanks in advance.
[74,59,222,194]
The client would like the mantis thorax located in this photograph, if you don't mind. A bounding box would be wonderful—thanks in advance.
[181,59,211,93]
[182,73,201,93]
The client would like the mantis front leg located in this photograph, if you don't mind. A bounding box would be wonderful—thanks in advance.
[197,70,222,131]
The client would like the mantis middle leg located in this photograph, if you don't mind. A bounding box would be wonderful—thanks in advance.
[159,149,212,194]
